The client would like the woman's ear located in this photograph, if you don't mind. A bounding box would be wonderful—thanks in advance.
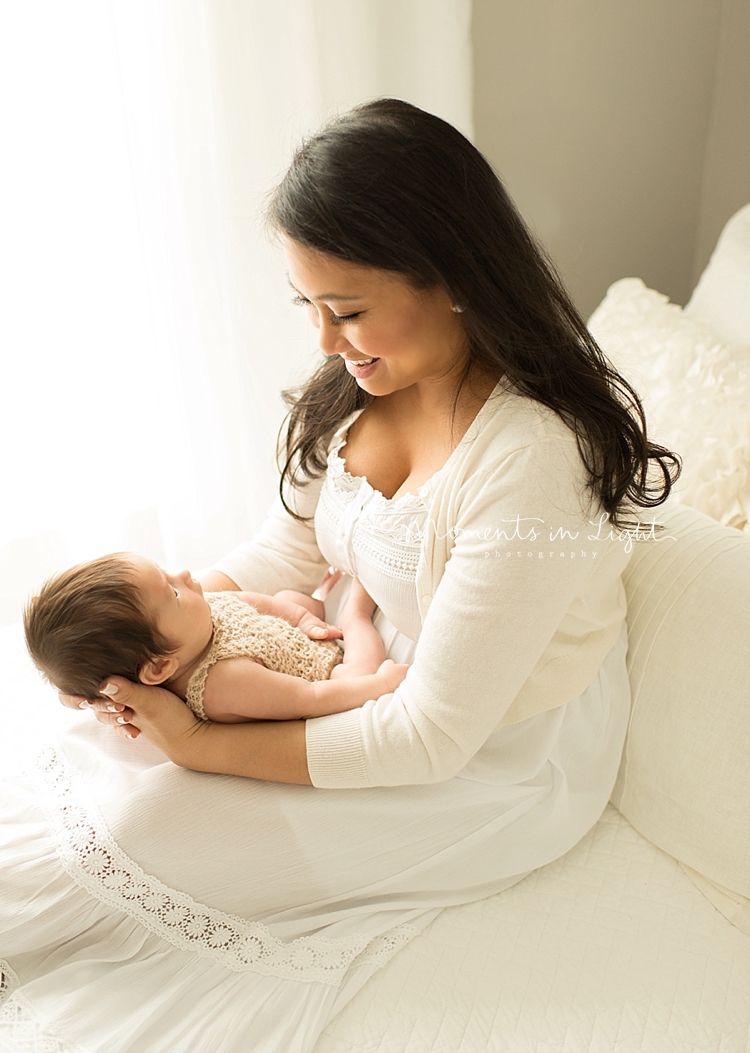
[139,655,179,685]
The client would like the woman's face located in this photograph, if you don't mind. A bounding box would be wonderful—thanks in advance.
[282,238,468,398]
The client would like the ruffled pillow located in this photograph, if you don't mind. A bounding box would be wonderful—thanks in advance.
[588,277,750,531]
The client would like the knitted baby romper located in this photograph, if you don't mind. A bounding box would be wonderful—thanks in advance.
[185,592,343,720]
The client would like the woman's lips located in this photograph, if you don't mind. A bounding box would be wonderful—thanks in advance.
[344,357,380,380]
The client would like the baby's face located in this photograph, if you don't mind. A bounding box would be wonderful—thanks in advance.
[126,553,213,669]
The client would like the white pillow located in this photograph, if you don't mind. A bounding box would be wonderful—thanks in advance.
[685,202,750,347]
[588,277,750,531]
[617,503,750,932]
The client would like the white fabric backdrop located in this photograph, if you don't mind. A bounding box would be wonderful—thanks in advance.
[0,0,472,625]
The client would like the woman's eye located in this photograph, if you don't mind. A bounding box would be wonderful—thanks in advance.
[292,294,360,324]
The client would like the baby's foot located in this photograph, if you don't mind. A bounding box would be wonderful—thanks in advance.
[312,567,343,601]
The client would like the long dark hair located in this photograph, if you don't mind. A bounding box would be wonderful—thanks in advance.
[269,98,679,526]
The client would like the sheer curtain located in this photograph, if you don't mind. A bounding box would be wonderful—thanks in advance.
[0,0,472,625]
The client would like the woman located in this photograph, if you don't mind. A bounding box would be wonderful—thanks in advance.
[0,100,677,1052]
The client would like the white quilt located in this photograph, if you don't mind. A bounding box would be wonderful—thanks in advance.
[315,806,750,1053]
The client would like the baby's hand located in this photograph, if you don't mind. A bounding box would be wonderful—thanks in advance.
[374,659,409,694]
[296,610,344,642]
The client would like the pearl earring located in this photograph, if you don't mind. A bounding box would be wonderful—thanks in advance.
[451,304,464,313]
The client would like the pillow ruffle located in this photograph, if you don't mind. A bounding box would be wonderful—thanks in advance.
[589,277,750,531]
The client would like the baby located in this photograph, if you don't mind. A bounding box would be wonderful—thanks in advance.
[24,552,406,722]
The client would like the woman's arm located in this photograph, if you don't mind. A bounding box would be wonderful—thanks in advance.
[210,479,329,596]
[304,431,632,789]
[201,570,240,591]
[75,656,405,782]
[92,679,314,784]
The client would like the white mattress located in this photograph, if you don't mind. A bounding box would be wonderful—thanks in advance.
[315,805,750,1053]
[3,624,750,1053]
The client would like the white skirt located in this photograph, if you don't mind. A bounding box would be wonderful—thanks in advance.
[0,623,630,1053]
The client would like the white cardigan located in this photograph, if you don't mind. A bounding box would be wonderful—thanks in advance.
[215,385,632,788]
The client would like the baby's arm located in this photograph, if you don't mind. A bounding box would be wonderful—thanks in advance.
[233,590,342,641]
[329,579,386,679]
[201,657,407,722]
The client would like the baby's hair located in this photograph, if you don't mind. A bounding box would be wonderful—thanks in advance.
[24,554,174,699]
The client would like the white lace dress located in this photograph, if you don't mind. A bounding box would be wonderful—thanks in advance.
[0,417,631,1053]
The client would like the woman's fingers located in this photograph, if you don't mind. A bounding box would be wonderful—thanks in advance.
[93,679,206,764]
[97,676,159,716]
[58,691,105,711]
[58,687,141,737]
[117,722,141,740]
[59,691,127,716]
[63,677,204,757]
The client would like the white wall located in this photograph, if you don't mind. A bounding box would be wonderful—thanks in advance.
[472,0,724,316]
[692,0,750,286]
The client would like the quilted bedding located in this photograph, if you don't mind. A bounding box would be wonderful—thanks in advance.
[315,806,750,1053]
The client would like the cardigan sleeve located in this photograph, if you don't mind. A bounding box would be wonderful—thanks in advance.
[212,475,329,596]
[306,433,631,788]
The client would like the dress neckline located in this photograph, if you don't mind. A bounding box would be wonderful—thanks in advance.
[328,379,509,507]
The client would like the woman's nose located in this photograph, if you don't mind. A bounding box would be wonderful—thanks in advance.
[317,317,350,357]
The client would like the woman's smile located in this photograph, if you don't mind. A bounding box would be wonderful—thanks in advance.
[282,236,468,398]
[343,356,380,380]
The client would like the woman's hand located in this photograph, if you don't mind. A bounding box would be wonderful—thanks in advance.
[59,680,207,763]
[61,678,311,783]
[59,690,141,739]
[93,678,208,763]
[101,678,311,783]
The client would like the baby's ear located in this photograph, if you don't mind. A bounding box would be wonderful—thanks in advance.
[139,655,179,685]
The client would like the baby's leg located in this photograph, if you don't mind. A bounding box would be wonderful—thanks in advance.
[274,590,326,621]
[330,579,386,679]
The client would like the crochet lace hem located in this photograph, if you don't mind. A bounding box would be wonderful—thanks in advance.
[0,992,83,1053]
[32,746,417,986]
[0,962,19,1009]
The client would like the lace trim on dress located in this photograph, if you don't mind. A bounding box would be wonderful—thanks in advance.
[31,746,418,987]
[327,441,438,516]
[351,531,421,582]
[0,962,19,1008]
[328,440,428,532]
[0,991,80,1053]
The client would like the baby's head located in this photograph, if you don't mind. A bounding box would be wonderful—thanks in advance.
[24,553,212,698]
